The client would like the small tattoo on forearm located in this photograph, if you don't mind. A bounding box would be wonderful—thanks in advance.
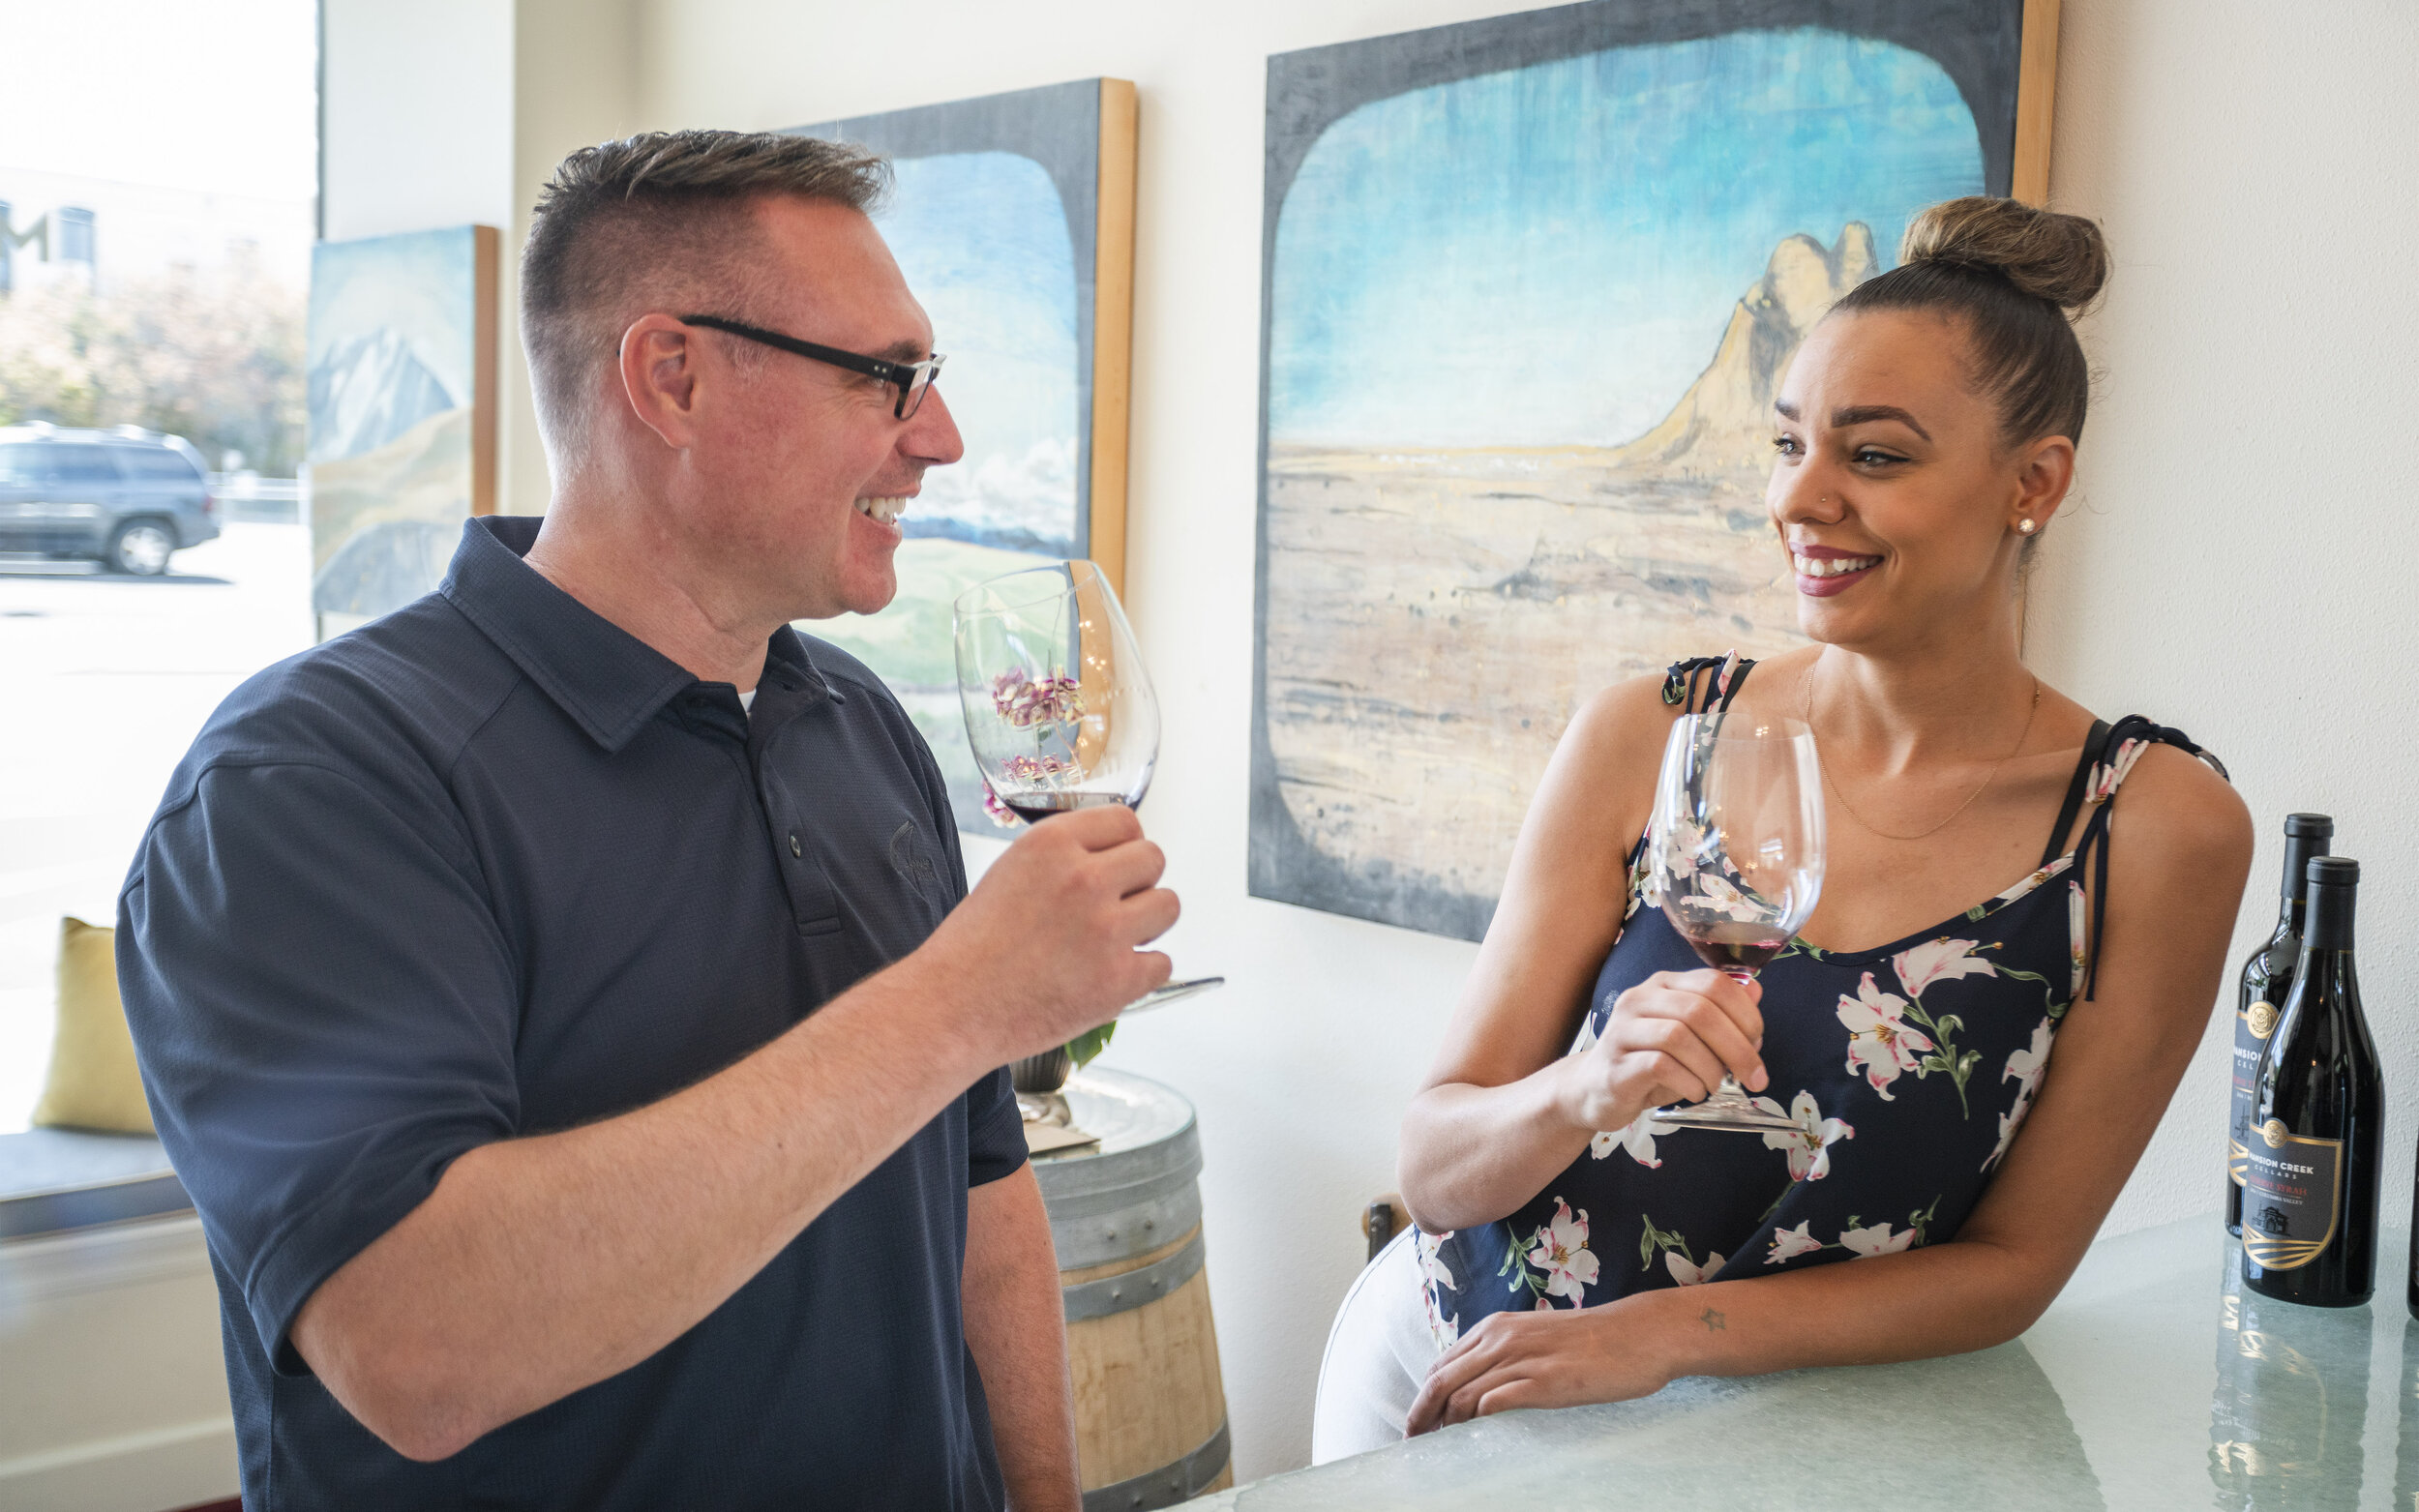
[1700,1307,1725,1332]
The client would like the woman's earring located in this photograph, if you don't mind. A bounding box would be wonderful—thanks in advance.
[2016,518,2038,535]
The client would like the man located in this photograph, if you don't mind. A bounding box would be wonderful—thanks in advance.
[117,131,1175,1510]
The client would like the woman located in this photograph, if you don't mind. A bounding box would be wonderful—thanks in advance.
[1312,197,2253,1456]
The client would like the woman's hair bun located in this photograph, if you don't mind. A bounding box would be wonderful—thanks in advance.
[1900,197,2108,313]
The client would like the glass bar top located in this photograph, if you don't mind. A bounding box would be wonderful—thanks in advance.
[1192,1216,2415,1509]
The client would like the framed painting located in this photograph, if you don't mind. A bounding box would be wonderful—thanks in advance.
[305,223,498,641]
[787,78,1139,833]
[1250,0,2058,940]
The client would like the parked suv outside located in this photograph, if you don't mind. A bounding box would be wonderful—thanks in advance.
[0,425,220,575]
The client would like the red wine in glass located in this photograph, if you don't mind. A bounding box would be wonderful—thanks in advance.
[1682,921,1792,979]
[1001,790,1131,826]
[1646,711,1826,1134]
[954,561,1217,1016]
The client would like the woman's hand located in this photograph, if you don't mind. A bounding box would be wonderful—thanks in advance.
[1549,968,1768,1135]
[1407,1301,1670,1433]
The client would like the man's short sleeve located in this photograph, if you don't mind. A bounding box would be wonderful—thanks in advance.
[119,759,521,1373]
[965,1065,1027,1188]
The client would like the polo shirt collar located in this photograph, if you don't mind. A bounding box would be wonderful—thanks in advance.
[438,517,833,755]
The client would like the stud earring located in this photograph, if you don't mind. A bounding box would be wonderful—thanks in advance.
[2016,519,2038,535]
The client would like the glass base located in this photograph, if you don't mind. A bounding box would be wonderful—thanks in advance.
[1652,1075,1798,1135]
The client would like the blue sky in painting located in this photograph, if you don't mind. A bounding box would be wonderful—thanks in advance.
[878,151,1080,551]
[1269,27,1985,449]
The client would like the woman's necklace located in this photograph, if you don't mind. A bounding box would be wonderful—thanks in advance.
[1803,667,2043,843]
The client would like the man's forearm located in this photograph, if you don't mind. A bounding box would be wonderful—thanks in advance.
[294,951,992,1461]
[964,1167,1081,1512]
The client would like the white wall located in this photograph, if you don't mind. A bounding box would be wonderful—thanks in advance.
[306,0,2419,1481]
[321,0,517,242]
[2029,0,2419,1268]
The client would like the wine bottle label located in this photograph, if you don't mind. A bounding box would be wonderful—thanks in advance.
[2240,1120,2344,1271]
[2226,1003,2277,1188]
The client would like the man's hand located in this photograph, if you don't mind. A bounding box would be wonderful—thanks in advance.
[920,805,1178,1065]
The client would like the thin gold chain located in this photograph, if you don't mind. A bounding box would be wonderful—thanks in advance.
[1803,666,2043,843]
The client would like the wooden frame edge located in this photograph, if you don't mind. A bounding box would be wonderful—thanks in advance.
[2013,0,2061,205]
[471,223,501,517]
[1089,79,1139,598]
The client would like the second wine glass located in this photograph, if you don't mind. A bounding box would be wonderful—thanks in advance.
[952,560,1218,1017]
[1645,711,1826,1134]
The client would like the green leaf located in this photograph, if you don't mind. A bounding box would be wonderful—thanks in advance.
[1064,1021,1117,1070]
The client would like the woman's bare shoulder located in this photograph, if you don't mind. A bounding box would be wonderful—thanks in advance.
[1560,670,1686,768]
[2114,741,2253,869]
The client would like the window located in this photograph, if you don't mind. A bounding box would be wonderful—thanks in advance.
[0,0,317,1131]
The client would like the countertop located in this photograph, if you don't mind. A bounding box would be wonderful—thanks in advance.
[1193,1214,2414,1508]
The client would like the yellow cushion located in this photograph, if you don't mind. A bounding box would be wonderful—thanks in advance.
[31,917,155,1135]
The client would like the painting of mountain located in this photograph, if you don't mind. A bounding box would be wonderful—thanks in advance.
[1252,0,2048,940]
[306,225,496,639]
[787,81,1137,832]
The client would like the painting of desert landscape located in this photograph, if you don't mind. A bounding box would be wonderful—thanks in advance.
[306,225,490,640]
[1254,9,2017,939]
[791,82,1112,832]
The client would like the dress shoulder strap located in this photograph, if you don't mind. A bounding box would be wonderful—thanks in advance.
[2046,714,2230,1001]
[1659,652,1756,715]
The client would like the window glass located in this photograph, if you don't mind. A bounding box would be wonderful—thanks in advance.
[0,0,315,1131]
[110,445,204,482]
[46,445,123,483]
[0,445,56,484]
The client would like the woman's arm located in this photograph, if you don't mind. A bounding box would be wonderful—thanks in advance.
[1398,676,1769,1233]
[1409,744,2253,1428]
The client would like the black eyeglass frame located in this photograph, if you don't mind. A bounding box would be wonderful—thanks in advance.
[678,313,945,420]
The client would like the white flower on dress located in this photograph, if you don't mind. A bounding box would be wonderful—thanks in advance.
[1526,1199,1602,1303]
[1839,1221,1918,1258]
[2004,1019,2053,1104]
[2068,879,2089,998]
[1416,1228,1461,1349]
[1765,1221,1823,1265]
[1982,1019,2056,1171]
[2085,738,2149,806]
[1416,1228,1458,1292]
[1665,1249,1727,1287]
[1837,971,1936,1100]
[1593,1108,1679,1167]
[1752,1089,1855,1180]
[1894,937,1997,999]
[1692,871,1767,923]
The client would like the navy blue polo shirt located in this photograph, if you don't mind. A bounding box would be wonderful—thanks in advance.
[117,516,1025,1511]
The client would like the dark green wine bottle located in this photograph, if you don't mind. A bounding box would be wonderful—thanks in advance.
[2243,857,2380,1306]
[2228,814,2332,1235]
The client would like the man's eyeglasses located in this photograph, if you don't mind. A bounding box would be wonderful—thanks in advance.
[678,314,946,421]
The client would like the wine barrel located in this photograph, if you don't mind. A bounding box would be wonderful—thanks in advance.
[1032,1069,1232,1511]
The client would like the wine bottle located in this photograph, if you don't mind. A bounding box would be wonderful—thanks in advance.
[2243,857,2381,1306]
[2227,814,2333,1235]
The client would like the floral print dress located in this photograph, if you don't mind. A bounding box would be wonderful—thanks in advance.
[1418,656,2227,1348]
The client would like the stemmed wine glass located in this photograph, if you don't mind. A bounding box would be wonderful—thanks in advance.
[952,560,1220,1015]
[1645,709,1826,1133]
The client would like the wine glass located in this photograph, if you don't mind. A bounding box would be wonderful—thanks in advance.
[1645,710,1826,1134]
[953,560,1219,1016]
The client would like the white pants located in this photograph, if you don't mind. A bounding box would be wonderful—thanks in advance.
[1309,1228,1435,1464]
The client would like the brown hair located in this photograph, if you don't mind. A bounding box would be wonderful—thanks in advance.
[520,130,889,454]
[1831,196,2108,448]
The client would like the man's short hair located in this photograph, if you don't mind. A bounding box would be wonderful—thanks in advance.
[521,129,889,458]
